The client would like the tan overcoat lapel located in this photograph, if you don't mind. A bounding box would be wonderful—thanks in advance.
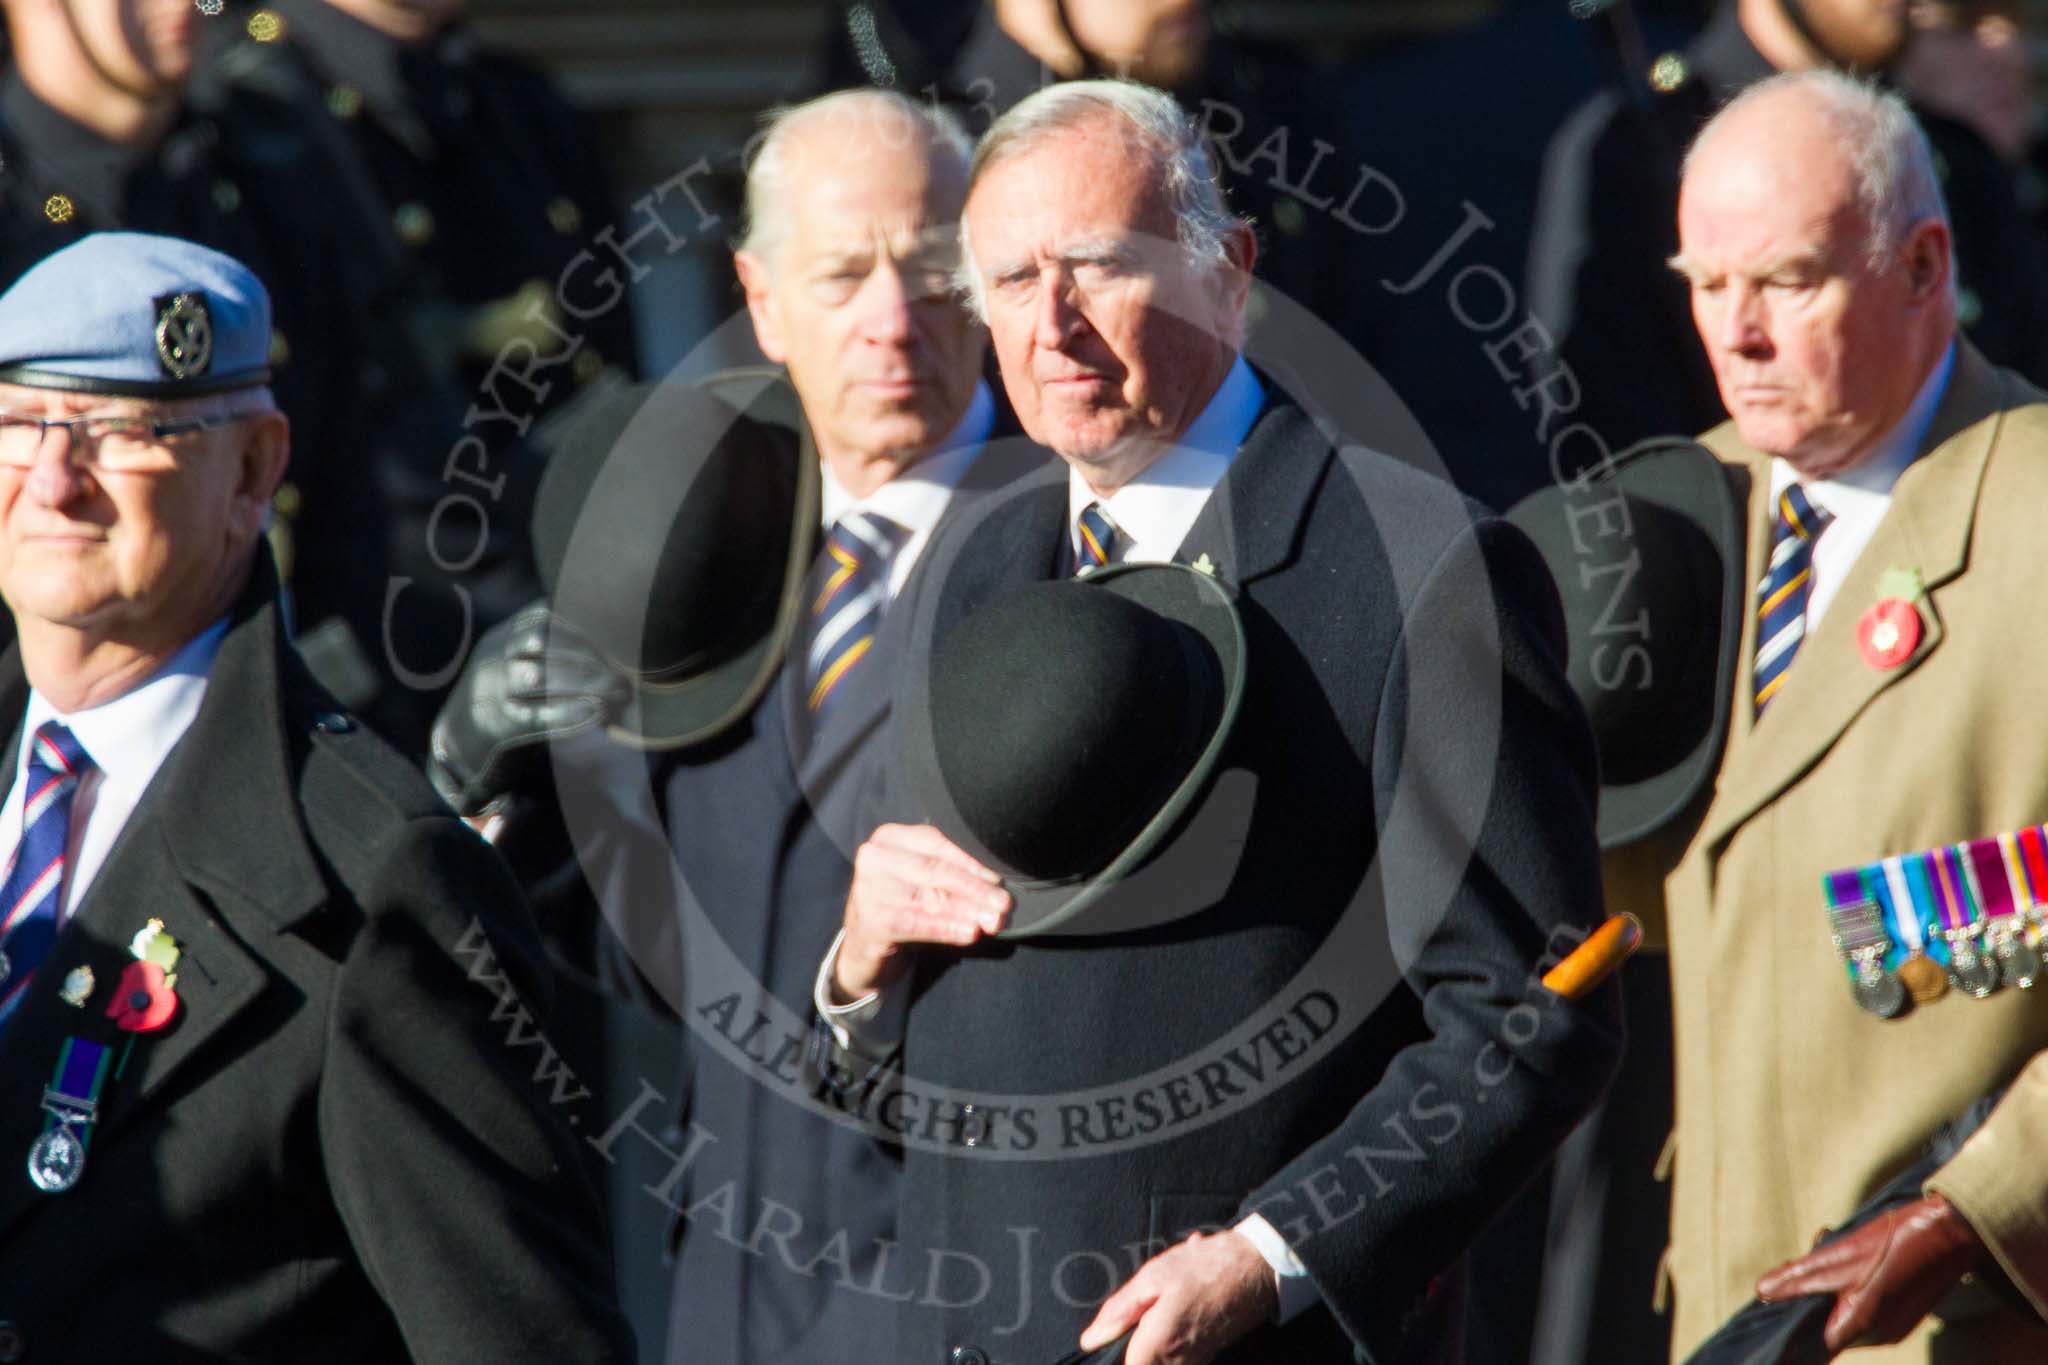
[1699,344,2009,861]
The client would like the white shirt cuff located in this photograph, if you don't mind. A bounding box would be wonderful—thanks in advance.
[814,927,889,1053]
[1233,1213,1320,1323]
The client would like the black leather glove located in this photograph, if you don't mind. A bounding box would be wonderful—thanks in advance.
[428,599,631,817]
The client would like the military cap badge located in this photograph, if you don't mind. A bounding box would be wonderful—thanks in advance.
[154,292,214,381]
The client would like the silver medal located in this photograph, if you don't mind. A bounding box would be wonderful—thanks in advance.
[1997,936,2042,991]
[1950,943,2002,999]
[1831,902,1907,1019]
[1852,958,1908,1018]
[26,1125,84,1193]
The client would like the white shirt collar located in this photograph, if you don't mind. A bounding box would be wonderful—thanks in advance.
[816,380,996,598]
[1770,340,1956,515]
[1066,355,1262,565]
[6,617,228,918]
[1764,341,1955,630]
[21,617,228,798]
[819,380,995,536]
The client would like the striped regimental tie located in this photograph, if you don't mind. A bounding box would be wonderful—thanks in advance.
[1753,483,1834,714]
[1075,502,1122,574]
[0,722,93,1035]
[807,511,907,720]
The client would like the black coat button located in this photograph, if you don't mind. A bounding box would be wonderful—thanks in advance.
[948,1348,990,1365]
[0,1318,26,1362]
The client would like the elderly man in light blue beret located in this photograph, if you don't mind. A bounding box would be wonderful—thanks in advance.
[0,232,635,1363]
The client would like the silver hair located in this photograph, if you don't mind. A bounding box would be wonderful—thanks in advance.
[738,89,973,262]
[1686,69,1950,271]
[956,79,1246,320]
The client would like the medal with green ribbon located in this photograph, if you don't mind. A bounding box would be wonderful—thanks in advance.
[28,1037,108,1194]
[1931,844,2000,997]
[1823,870,1905,1017]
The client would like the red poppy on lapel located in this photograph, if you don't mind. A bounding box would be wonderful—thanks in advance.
[1857,597,1922,671]
[106,960,178,1033]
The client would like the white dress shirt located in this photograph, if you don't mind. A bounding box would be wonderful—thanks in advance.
[1768,341,1955,629]
[1064,354,1263,565]
[0,618,226,923]
[815,355,1315,1310]
[821,381,996,601]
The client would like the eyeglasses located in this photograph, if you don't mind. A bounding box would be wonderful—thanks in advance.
[0,409,253,472]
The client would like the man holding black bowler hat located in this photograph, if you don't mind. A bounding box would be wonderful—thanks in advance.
[816,78,1625,1365]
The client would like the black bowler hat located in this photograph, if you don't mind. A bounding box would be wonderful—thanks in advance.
[530,372,819,751]
[1507,437,1745,849]
[900,562,1247,939]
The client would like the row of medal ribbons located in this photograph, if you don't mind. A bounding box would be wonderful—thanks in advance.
[1822,826,2048,1018]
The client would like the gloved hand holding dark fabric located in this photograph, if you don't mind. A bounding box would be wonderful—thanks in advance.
[1755,1193,1988,1354]
[1680,1089,2031,1365]
[426,599,629,817]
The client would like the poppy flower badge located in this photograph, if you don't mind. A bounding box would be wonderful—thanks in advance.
[1860,567,1926,672]
[106,961,177,1033]
[108,918,181,1034]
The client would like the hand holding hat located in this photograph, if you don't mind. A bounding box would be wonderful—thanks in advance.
[833,561,1246,996]
[428,600,630,819]
[898,562,1247,939]
[831,823,1011,1003]
[528,376,817,753]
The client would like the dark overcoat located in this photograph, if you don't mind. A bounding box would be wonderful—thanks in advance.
[0,558,634,1364]
[656,432,1045,1364]
[855,398,1626,1364]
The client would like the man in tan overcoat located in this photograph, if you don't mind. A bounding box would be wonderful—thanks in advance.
[1616,68,2048,1362]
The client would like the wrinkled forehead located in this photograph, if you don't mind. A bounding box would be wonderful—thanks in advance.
[774,144,964,261]
[785,204,959,261]
[965,127,1173,262]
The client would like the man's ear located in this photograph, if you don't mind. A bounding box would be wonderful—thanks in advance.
[1903,218,1952,305]
[1221,220,1257,282]
[231,410,291,541]
[1210,221,1257,339]
[734,250,788,364]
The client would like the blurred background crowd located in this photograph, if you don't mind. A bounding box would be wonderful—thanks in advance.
[14,0,2048,1359]
[36,0,2035,744]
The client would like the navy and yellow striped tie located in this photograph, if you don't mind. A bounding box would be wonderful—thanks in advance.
[1753,483,1833,714]
[807,511,905,719]
[1076,502,1120,574]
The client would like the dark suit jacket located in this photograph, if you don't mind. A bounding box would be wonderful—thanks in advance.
[856,398,1625,1364]
[0,558,633,1364]
[658,434,1045,1365]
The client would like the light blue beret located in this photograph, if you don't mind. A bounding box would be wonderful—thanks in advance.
[0,232,273,396]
